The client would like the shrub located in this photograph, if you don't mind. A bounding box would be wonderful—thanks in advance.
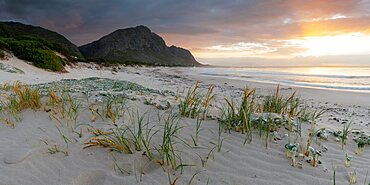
[0,49,4,59]
[31,49,64,71]
[0,36,65,71]
[0,38,9,49]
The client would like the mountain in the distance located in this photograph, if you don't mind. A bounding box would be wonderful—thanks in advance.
[0,21,83,58]
[79,26,201,66]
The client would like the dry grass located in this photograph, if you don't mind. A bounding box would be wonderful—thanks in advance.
[84,126,133,154]
[0,81,41,127]
[179,82,215,119]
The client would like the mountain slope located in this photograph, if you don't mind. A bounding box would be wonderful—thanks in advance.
[0,21,83,58]
[79,26,200,66]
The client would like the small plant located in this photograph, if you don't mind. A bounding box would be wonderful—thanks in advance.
[261,84,296,115]
[84,127,133,154]
[67,94,82,130]
[239,86,256,143]
[219,86,256,144]
[297,110,325,157]
[0,81,41,126]
[357,138,366,156]
[179,82,216,119]
[196,147,216,167]
[298,107,326,123]
[340,121,352,150]
[201,84,215,120]
[188,171,203,185]
[127,111,147,151]
[156,110,182,170]
[56,126,72,145]
[211,121,225,153]
[126,111,159,160]
[333,165,337,185]
[167,171,179,185]
[0,49,5,59]
[285,143,299,167]
[309,146,321,167]
[111,154,130,175]
[103,96,126,124]
[47,145,68,156]
[304,124,325,157]
[126,111,160,160]
[90,107,97,122]
[285,143,299,157]
[179,81,202,118]
[350,170,357,184]
[191,115,203,146]
[220,97,238,132]
[263,115,274,148]
[345,153,353,167]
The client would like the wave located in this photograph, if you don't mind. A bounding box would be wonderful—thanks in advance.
[200,71,370,79]
[194,67,370,93]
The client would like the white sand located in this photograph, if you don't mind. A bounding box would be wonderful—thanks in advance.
[0,55,369,185]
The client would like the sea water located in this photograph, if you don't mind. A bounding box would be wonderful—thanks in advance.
[189,66,370,93]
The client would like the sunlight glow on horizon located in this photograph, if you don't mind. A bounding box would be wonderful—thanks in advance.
[193,32,370,59]
[289,33,370,56]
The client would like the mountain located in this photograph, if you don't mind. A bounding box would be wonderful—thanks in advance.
[0,21,83,58]
[79,26,200,66]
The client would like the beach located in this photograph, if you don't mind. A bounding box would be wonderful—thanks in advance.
[0,56,369,185]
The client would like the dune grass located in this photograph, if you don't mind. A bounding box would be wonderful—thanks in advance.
[201,84,215,120]
[340,121,352,149]
[179,82,215,119]
[216,83,332,156]
[5,81,41,112]
[191,115,203,147]
[209,121,224,153]
[179,81,201,118]
[196,147,215,167]
[0,81,41,127]
[103,96,126,124]
[261,84,297,116]
[156,110,183,170]
[127,110,159,159]
[47,144,68,156]
[84,126,134,154]
[2,78,368,184]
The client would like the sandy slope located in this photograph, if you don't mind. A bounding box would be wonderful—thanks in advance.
[0,56,369,185]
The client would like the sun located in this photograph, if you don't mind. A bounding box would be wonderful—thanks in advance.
[289,33,370,56]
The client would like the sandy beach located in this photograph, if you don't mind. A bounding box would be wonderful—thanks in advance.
[0,55,369,185]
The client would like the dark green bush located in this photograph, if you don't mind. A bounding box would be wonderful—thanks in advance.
[31,49,64,71]
[0,38,9,49]
[0,49,5,59]
[0,36,65,71]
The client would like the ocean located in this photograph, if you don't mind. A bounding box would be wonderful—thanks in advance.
[189,66,370,93]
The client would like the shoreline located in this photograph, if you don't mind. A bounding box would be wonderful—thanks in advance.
[184,72,370,107]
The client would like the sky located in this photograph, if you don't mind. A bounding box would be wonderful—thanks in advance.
[1,0,370,66]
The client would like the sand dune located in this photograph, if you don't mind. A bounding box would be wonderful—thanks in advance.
[0,56,369,185]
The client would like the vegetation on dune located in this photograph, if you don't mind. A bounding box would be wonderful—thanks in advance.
[0,81,41,127]
[0,21,83,58]
[80,57,191,67]
[0,36,66,71]
[2,78,370,184]
[0,49,5,59]
[178,81,215,119]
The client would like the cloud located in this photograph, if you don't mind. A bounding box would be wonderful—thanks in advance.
[0,0,369,60]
